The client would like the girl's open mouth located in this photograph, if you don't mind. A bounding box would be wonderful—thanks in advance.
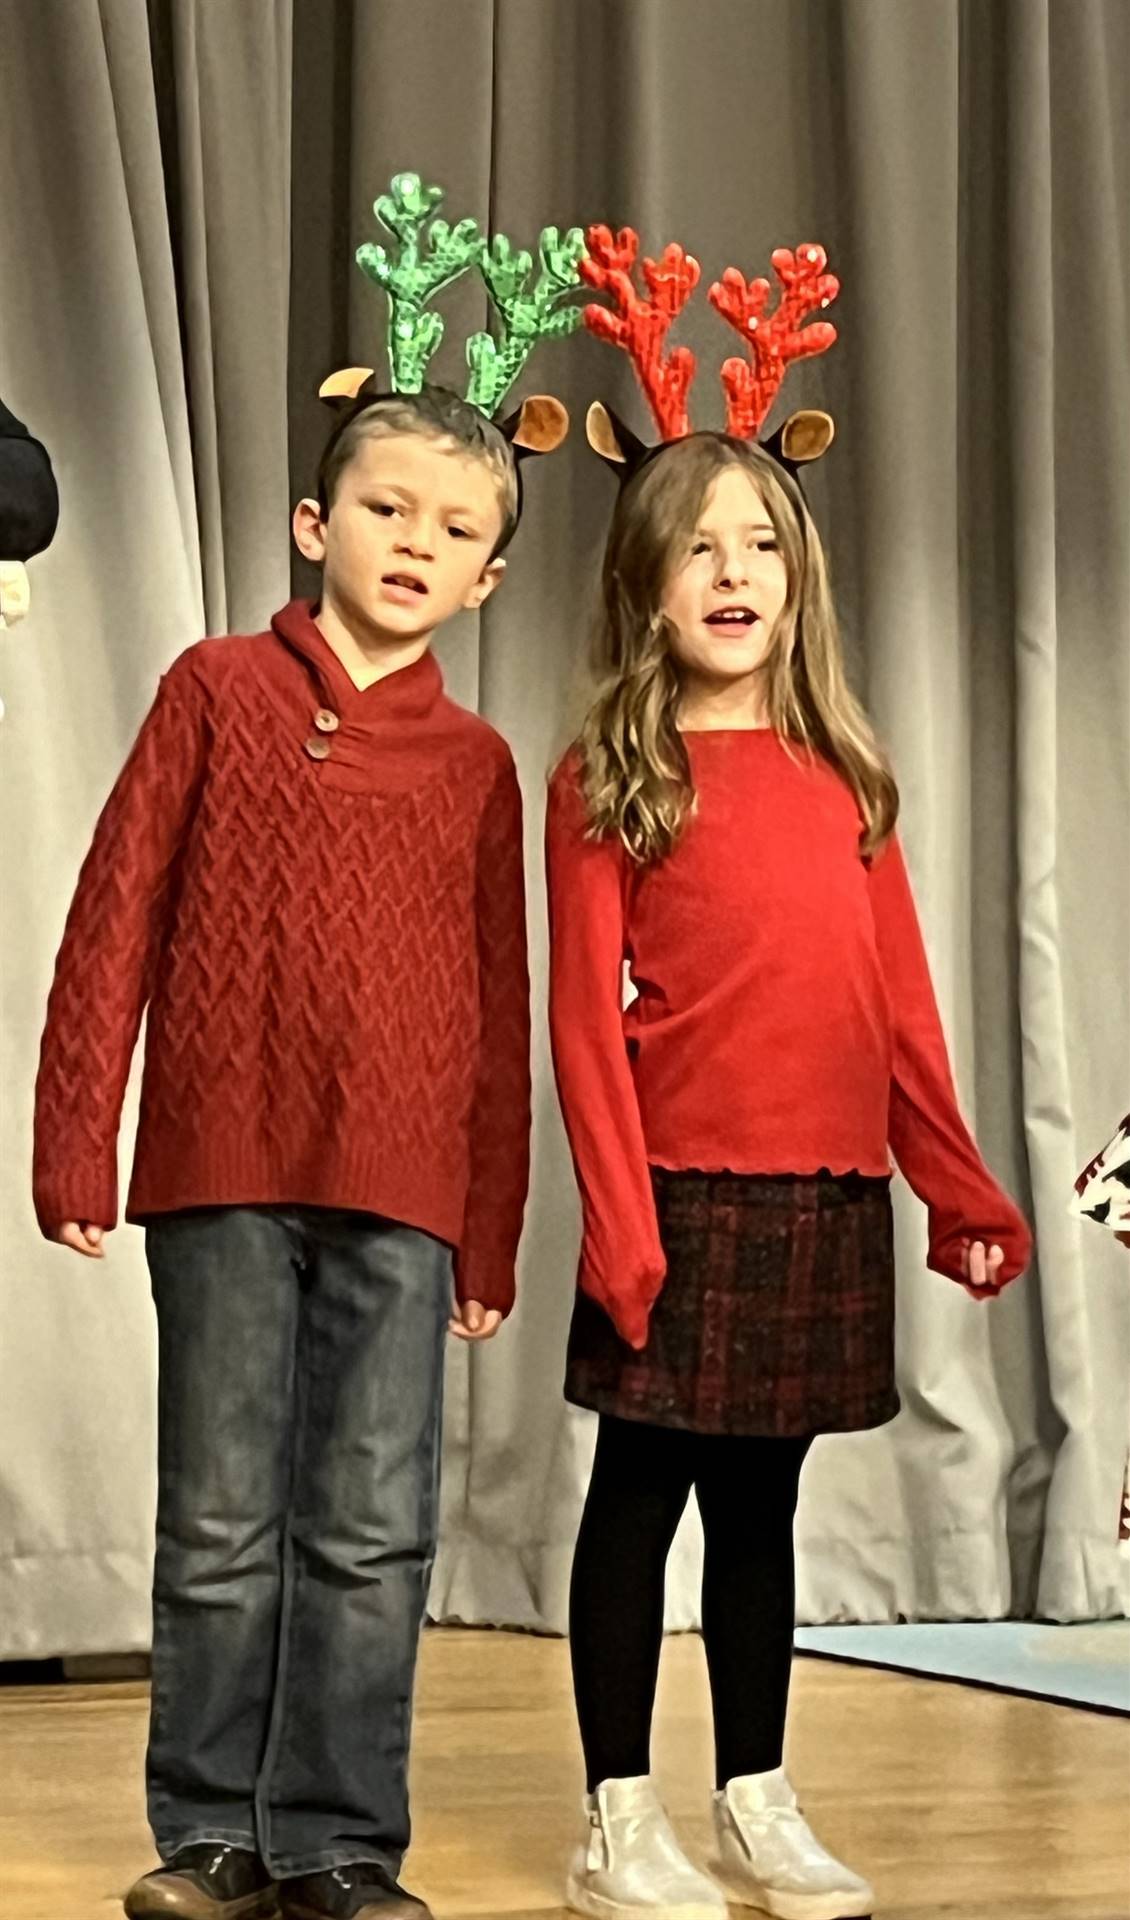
[705,606,757,630]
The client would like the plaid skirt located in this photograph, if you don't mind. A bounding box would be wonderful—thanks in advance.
[565,1168,899,1438]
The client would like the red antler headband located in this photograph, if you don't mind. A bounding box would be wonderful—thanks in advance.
[581,227,701,440]
[582,227,839,444]
[709,246,839,439]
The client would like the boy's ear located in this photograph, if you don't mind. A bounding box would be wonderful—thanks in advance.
[292,497,327,564]
[464,556,506,609]
[498,395,569,457]
[586,400,650,474]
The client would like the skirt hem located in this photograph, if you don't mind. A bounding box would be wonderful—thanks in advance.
[564,1386,901,1440]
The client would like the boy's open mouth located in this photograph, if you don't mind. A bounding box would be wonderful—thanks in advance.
[705,605,757,630]
[381,572,428,596]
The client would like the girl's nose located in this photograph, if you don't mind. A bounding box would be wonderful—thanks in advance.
[716,552,750,589]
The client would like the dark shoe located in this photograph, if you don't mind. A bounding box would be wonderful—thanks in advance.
[124,1844,279,1919]
[279,1865,432,1919]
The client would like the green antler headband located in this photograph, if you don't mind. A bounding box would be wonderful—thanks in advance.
[320,170,586,422]
[355,172,482,393]
[467,225,588,414]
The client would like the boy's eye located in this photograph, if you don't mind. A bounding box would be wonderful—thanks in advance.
[369,501,399,517]
[448,526,473,541]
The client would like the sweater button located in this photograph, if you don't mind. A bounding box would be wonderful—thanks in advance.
[314,708,339,733]
[304,735,331,761]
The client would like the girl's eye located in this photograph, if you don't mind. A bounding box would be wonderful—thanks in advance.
[691,540,710,556]
[754,537,779,553]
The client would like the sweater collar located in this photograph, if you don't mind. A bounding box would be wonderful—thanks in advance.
[270,597,444,722]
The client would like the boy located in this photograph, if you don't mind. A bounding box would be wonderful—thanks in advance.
[33,383,553,1920]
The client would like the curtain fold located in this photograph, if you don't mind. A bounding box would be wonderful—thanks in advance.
[0,0,294,1657]
[151,0,294,633]
[2,0,200,1658]
[1005,0,1130,1618]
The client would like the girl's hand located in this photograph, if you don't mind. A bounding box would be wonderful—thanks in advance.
[961,1238,1004,1295]
[448,1298,503,1342]
[56,1221,106,1260]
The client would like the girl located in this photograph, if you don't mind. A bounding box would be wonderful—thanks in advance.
[545,231,1032,1920]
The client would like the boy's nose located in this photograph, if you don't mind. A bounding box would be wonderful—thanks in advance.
[396,526,435,560]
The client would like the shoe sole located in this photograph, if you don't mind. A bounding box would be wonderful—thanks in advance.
[280,1902,426,1920]
[565,1876,724,1920]
[123,1885,279,1920]
[708,1861,873,1920]
[281,1906,427,1920]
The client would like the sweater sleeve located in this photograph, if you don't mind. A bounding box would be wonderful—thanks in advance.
[868,832,1032,1292]
[453,748,532,1316]
[32,653,209,1239]
[545,759,666,1349]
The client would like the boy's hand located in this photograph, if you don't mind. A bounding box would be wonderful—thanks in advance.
[448,1298,502,1342]
[56,1221,107,1260]
[960,1238,1004,1296]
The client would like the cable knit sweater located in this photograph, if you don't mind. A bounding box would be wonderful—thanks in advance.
[33,598,531,1313]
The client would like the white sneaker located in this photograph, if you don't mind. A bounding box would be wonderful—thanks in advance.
[710,1768,874,1919]
[566,1774,727,1919]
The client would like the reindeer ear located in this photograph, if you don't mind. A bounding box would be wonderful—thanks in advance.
[586,400,650,474]
[498,395,570,458]
[318,367,378,408]
[766,409,835,469]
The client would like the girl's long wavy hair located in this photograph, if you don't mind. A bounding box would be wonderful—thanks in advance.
[576,433,899,862]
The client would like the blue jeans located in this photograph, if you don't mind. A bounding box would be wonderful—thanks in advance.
[145,1206,452,1877]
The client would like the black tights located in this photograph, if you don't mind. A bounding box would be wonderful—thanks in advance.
[570,1415,812,1792]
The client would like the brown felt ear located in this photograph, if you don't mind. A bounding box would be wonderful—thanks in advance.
[586,400,650,472]
[499,395,570,456]
[318,367,378,407]
[777,409,835,466]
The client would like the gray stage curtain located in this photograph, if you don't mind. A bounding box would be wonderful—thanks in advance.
[0,0,293,1656]
[1,0,1126,1659]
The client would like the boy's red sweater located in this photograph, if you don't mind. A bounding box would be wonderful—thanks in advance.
[33,599,531,1313]
[546,735,1032,1348]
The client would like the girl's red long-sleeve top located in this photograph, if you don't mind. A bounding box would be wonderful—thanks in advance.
[546,731,1031,1348]
[33,599,531,1313]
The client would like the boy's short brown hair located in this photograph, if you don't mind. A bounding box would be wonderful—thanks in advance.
[316,388,521,559]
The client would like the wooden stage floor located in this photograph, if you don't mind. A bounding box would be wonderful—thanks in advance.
[2,1629,1128,1919]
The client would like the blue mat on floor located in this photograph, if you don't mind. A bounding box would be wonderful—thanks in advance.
[794,1620,1130,1713]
